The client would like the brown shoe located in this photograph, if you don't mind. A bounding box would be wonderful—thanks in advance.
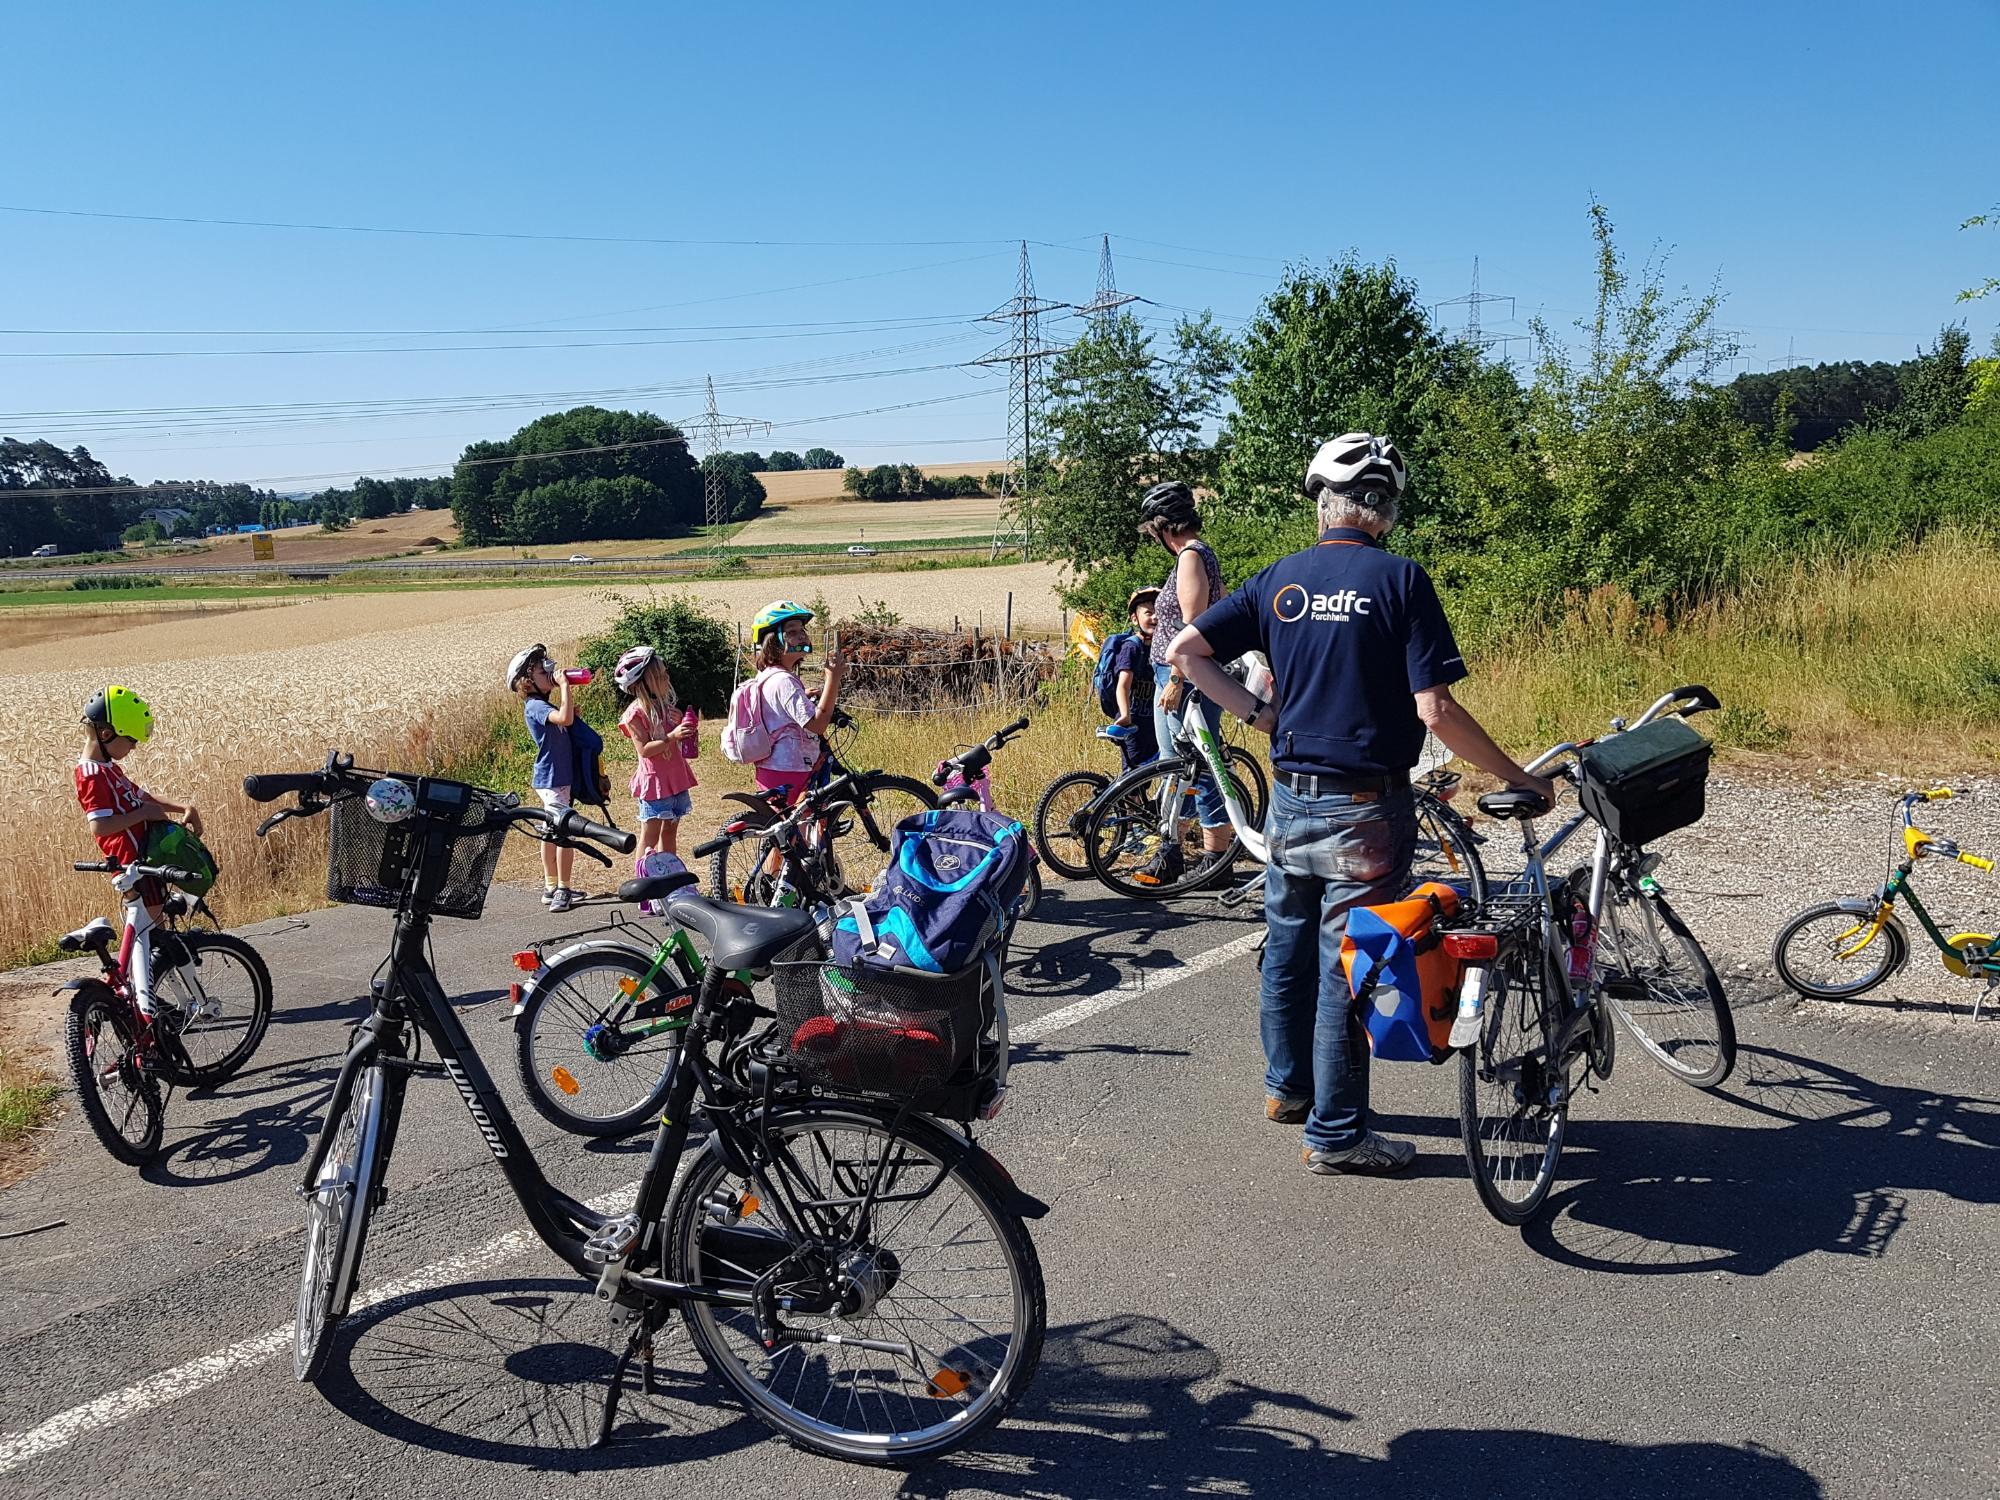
[1265,1096,1308,1125]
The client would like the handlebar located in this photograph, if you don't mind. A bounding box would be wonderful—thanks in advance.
[243,771,336,804]
[544,806,635,856]
[1631,684,1721,729]
[933,716,1032,785]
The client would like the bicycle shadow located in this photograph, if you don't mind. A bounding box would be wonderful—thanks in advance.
[142,1059,338,1189]
[317,1294,1820,1496]
[1009,888,1226,1000]
[1495,1045,2000,1276]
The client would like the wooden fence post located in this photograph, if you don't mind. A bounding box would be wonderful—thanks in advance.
[1004,591,1013,641]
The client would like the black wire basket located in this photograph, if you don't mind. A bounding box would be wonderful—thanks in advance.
[325,777,511,920]
[772,941,992,1105]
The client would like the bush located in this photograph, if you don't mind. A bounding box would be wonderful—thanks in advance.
[72,573,166,591]
[575,592,736,716]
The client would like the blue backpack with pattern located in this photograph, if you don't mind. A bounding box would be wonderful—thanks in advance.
[830,809,1031,975]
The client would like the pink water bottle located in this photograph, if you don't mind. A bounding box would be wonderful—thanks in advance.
[680,706,699,759]
[562,668,593,686]
[1567,902,1595,983]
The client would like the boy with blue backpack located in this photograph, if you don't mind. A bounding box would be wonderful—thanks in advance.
[1094,587,1159,771]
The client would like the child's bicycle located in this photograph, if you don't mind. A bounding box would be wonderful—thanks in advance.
[59,857,274,1164]
[933,715,1042,925]
[1773,788,2000,1017]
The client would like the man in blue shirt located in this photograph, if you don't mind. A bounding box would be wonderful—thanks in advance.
[1170,433,1552,1178]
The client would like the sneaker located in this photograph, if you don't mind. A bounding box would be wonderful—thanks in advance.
[541,887,557,906]
[548,887,575,914]
[1192,849,1237,881]
[1302,1132,1417,1177]
[1265,1096,1308,1125]
[1131,844,1185,887]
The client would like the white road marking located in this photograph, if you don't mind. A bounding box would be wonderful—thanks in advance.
[0,929,1259,1475]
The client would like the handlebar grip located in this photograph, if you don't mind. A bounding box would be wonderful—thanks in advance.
[72,860,119,873]
[1665,684,1721,715]
[243,772,327,803]
[1925,787,1957,802]
[693,835,729,859]
[1963,852,1994,872]
[999,715,1030,738]
[555,810,635,855]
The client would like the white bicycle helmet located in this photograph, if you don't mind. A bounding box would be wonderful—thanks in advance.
[506,643,549,690]
[1305,432,1408,508]
[614,645,657,692]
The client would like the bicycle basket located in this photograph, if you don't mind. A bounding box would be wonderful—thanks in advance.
[1575,718,1712,848]
[772,939,997,1110]
[325,775,511,919]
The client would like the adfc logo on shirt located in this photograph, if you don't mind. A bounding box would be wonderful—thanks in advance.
[1272,583,1373,624]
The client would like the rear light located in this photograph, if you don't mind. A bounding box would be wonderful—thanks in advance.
[508,982,524,1015]
[1443,932,1499,961]
[512,950,541,973]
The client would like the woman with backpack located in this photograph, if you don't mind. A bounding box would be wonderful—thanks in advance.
[722,600,846,807]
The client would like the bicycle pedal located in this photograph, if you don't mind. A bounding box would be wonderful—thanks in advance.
[584,1212,641,1267]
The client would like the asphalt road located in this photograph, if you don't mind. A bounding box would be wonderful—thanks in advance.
[2,880,1996,1499]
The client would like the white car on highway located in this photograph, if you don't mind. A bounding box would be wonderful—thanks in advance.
[567,553,593,564]
[846,544,876,556]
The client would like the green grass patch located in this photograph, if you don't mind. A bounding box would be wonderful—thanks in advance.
[0,1050,58,1151]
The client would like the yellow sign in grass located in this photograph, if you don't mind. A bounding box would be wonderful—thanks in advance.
[251,532,274,561]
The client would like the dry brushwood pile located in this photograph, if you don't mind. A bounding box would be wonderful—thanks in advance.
[831,624,1059,711]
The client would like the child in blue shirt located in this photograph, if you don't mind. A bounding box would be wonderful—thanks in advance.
[507,643,581,911]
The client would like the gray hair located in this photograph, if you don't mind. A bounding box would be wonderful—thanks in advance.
[1317,491,1398,533]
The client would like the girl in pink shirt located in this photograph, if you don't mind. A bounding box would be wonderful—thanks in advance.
[614,647,698,861]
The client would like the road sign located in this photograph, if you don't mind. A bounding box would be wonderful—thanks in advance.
[251,532,274,561]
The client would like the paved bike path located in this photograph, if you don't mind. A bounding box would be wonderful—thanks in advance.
[3,881,1998,1499]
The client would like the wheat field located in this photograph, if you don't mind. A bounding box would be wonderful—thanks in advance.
[0,564,1066,970]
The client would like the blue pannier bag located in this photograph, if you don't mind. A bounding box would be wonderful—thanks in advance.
[1340,882,1465,1064]
[830,809,1031,974]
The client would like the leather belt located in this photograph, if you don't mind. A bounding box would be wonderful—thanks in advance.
[1276,769,1407,798]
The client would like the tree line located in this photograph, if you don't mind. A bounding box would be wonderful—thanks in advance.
[840,464,1000,500]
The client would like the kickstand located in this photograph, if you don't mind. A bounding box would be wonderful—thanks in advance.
[641,1336,657,1396]
[592,1325,651,1449]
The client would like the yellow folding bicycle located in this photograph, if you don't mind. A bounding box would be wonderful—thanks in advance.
[1772,789,2000,1017]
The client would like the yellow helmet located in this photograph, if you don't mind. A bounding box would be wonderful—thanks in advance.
[84,685,153,744]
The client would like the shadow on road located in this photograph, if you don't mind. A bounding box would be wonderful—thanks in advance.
[317,1292,1822,1496]
[1499,1044,2000,1275]
[1009,887,1238,1001]
[142,1059,337,1189]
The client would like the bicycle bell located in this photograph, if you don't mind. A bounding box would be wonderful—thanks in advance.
[365,778,418,824]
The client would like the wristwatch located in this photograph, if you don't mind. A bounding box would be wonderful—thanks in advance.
[1238,698,1271,729]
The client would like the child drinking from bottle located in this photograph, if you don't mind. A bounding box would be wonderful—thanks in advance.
[613,646,698,861]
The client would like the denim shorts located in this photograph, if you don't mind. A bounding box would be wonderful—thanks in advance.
[639,791,692,822]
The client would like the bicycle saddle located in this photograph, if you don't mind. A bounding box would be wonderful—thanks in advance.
[58,917,117,953]
[1476,788,1551,821]
[663,890,819,972]
[617,870,699,906]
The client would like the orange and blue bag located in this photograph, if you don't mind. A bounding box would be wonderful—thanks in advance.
[1340,881,1464,1063]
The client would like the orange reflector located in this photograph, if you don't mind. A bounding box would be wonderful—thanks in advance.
[551,1067,580,1095]
[927,1368,968,1398]
[1443,932,1499,961]
[512,951,541,973]
[739,1193,760,1218]
[728,886,743,902]
[617,976,641,998]
[508,982,523,1008]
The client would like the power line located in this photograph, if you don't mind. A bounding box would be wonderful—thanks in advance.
[0,313,979,337]
[974,243,1069,557]
[1073,234,1139,326]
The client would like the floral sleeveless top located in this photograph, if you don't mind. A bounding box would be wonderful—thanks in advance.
[1150,539,1224,665]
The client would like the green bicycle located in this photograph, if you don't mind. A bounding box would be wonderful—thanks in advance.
[1773,787,2000,1018]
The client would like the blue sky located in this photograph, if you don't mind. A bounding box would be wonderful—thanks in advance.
[2,0,1995,488]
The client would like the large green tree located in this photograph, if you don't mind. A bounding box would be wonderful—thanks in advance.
[450,407,699,545]
[0,439,140,554]
[1220,259,1468,522]
[1031,311,1234,572]
[698,453,768,524]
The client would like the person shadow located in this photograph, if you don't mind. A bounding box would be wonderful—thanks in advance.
[318,1290,1822,1497]
[1460,1044,2000,1275]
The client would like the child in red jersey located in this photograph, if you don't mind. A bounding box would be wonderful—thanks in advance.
[76,685,202,871]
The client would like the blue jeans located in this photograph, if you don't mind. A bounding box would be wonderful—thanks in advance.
[1261,781,1417,1152]
[1152,662,1228,829]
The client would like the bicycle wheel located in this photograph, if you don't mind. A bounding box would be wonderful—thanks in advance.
[666,1106,1045,1463]
[1084,762,1247,901]
[151,932,274,1087]
[296,1059,389,1382]
[708,829,778,904]
[64,988,163,1165]
[1459,940,1569,1226]
[1412,794,1487,906]
[1596,880,1736,1088]
[1223,745,1269,828]
[1032,769,1110,880]
[1772,900,1907,1000]
[514,945,687,1137]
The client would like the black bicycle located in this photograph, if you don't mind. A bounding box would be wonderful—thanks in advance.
[245,752,1046,1462]
[706,709,937,906]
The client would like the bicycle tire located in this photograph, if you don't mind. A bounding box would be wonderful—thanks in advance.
[295,1059,390,1383]
[152,931,274,1087]
[64,988,163,1165]
[707,828,768,903]
[1413,793,1488,906]
[1223,745,1269,829]
[1031,769,1110,880]
[1459,940,1570,1226]
[829,772,939,887]
[665,1105,1045,1463]
[1597,881,1736,1088]
[1083,761,1248,901]
[1772,899,1907,1001]
[513,944,688,1137]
